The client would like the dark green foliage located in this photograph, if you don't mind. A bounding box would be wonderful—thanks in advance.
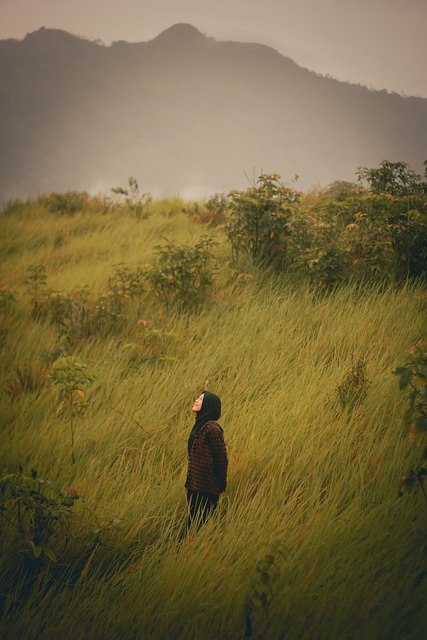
[306,167,427,283]
[0,469,79,562]
[357,160,427,197]
[108,263,147,312]
[394,341,427,434]
[148,236,217,311]
[226,173,301,268]
[395,341,427,505]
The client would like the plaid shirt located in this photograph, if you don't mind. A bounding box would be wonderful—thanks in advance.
[185,420,228,495]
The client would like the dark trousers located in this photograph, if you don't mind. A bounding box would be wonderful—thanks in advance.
[186,490,219,530]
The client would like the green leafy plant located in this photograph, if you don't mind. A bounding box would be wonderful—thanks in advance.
[394,341,427,504]
[148,236,217,312]
[342,212,395,282]
[48,356,96,464]
[107,263,147,314]
[394,340,427,434]
[44,285,129,345]
[357,160,427,198]
[0,469,79,562]
[226,173,301,268]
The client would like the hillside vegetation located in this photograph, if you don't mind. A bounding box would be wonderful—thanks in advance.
[1,164,427,639]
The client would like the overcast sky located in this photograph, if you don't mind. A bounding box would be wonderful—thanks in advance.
[1,0,426,98]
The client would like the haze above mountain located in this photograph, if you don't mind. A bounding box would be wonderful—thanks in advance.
[1,23,426,203]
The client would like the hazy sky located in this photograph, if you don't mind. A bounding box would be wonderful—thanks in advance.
[1,0,426,98]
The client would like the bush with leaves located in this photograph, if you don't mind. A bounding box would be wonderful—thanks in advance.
[226,173,301,268]
[342,212,395,282]
[107,263,147,314]
[357,160,427,198]
[394,341,427,435]
[148,236,217,312]
[0,469,79,562]
[394,341,427,504]
[300,219,352,290]
[310,164,427,282]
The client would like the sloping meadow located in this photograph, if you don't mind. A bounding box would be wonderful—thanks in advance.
[1,196,426,639]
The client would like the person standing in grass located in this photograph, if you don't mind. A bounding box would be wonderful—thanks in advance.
[185,390,228,529]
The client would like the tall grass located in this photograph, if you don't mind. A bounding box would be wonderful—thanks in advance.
[1,199,426,639]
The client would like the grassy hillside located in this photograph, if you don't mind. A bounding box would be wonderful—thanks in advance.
[1,193,426,639]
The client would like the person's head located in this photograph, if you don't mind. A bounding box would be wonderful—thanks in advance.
[192,390,221,421]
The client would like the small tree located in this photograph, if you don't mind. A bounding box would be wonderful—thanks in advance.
[49,356,95,464]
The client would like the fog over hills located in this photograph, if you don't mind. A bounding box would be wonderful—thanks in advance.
[1,23,426,203]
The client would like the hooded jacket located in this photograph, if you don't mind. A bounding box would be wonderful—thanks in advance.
[185,391,228,495]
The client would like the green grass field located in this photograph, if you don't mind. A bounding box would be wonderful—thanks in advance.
[1,196,426,639]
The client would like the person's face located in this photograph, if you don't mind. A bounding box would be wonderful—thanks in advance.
[192,393,204,412]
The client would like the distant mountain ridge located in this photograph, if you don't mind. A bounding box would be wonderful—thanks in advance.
[0,23,426,203]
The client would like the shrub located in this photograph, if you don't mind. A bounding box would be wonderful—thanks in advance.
[226,173,301,268]
[148,236,217,312]
[0,469,79,562]
[394,341,427,504]
[343,213,395,282]
[357,160,427,198]
[394,340,427,435]
[107,263,147,314]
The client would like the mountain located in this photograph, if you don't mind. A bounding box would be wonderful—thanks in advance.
[0,23,426,203]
